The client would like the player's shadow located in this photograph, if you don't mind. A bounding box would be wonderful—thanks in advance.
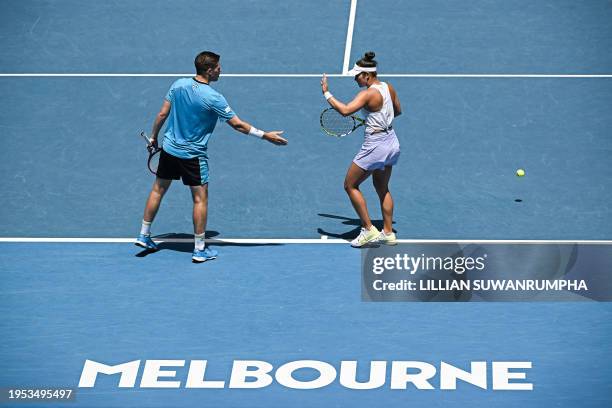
[317,213,396,240]
[135,231,281,257]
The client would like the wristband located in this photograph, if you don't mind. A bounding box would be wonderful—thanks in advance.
[248,126,264,139]
[324,91,333,100]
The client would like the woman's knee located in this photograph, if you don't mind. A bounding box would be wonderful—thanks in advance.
[372,177,388,195]
[344,178,360,193]
[375,186,389,199]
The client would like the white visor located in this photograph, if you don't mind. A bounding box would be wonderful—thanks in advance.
[346,64,377,76]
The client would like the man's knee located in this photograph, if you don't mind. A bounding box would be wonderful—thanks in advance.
[190,185,208,204]
[151,185,167,198]
[153,178,171,194]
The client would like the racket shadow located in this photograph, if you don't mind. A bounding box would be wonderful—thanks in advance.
[317,213,396,240]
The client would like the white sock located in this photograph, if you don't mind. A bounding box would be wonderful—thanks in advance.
[140,220,152,236]
[194,233,206,251]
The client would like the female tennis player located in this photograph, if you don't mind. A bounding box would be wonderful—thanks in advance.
[321,51,402,247]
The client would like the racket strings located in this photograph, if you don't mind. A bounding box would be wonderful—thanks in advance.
[320,109,355,137]
[148,150,160,174]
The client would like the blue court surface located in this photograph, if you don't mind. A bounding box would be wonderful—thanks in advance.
[1,1,611,407]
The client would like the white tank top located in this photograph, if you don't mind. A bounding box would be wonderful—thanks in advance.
[361,82,394,134]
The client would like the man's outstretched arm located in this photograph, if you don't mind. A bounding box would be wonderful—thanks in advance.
[227,116,288,145]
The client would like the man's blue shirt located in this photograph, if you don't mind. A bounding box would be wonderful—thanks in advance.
[162,78,236,159]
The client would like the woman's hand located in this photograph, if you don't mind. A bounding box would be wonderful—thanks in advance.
[321,73,329,93]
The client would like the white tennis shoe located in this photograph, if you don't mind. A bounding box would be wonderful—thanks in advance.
[377,230,397,245]
[350,226,380,247]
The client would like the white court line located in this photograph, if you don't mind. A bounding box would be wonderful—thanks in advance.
[0,73,343,78]
[0,238,610,244]
[1,73,611,78]
[342,0,358,75]
[381,74,612,78]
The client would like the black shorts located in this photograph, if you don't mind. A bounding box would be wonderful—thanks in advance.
[156,149,209,186]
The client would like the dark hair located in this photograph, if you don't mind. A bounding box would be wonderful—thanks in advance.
[194,51,220,75]
[356,51,377,68]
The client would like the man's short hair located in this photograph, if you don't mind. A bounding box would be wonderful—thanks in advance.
[195,51,220,75]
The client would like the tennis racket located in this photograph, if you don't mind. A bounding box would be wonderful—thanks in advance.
[320,107,365,137]
[140,131,161,175]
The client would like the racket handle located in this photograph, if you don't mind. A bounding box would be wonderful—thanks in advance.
[140,131,154,146]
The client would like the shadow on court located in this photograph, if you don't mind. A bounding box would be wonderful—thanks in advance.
[155,232,221,239]
[317,213,396,239]
[134,231,282,257]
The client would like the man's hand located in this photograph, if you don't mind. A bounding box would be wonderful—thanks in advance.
[149,136,159,149]
[263,131,288,145]
[321,73,329,93]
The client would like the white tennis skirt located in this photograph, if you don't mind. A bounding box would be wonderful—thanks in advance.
[353,129,400,171]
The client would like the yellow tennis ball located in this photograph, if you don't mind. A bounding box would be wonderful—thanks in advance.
[516,169,525,177]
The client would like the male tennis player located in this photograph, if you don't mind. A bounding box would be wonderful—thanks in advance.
[321,51,401,247]
[136,51,287,262]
